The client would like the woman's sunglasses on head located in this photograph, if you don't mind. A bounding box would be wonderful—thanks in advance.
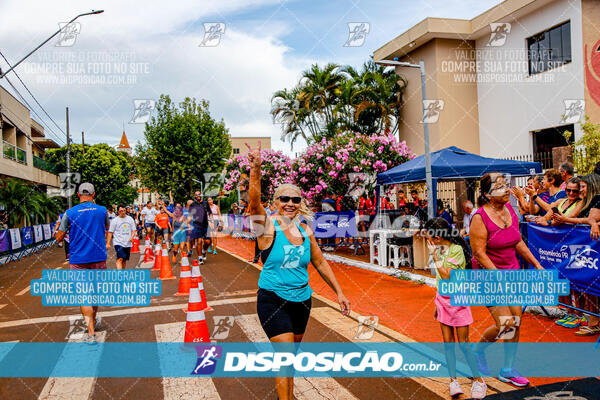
[278,196,302,204]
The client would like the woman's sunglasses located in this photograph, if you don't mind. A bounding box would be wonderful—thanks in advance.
[566,188,580,194]
[278,196,302,204]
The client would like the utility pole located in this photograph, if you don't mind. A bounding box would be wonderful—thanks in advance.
[66,107,71,208]
[81,131,85,155]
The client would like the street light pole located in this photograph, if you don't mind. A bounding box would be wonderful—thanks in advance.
[375,59,435,219]
[418,61,434,219]
[66,107,71,208]
[0,10,104,79]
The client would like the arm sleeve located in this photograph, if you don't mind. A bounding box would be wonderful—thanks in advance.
[108,219,116,233]
[58,214,69,232]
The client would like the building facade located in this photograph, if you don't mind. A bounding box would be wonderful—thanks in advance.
[0,85,60,188]
[374,0,600,160]
[229,136,271,157]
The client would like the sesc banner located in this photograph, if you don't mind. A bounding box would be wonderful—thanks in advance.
[43,224,52,241]
[527,224,600,296]
[9,228,21,249]
[312,211,357,238]
[21,227,33,246]
[33,225,43,243]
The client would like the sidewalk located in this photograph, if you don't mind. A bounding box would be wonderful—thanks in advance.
[218,235,598,387]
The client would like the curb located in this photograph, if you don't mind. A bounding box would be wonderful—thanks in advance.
[322,253,565,318]
[322,253,437,287]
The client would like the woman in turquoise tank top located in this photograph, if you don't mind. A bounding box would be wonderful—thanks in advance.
[246,142,351,400]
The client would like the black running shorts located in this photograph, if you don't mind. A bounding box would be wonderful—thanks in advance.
[256,288,312,338]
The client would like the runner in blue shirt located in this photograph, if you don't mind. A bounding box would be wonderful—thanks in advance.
[55,183,109,344]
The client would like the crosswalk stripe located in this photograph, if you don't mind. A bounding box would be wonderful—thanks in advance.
[0,296,256,329]
[15,286,30,296]
[0,304,6,311]
[38,330,107,400]
[17,267,61,296]
[235,314,360,400]
[154,322,221,400]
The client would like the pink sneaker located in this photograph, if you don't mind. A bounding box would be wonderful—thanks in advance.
[470,379,487,399]
[499,368,530,387]
[449,379,463,396]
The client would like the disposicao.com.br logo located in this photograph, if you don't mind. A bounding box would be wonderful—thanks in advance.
[223,351,441,374]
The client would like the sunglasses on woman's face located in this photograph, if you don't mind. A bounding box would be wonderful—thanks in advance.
[566,188,580,194]
[278,196,302,204]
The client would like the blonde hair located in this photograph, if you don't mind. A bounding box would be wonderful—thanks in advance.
[272,184,314,222]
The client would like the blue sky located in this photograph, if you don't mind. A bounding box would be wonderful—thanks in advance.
[0,0,503,155]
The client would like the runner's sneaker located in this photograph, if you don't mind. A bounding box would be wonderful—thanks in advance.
[470,379,487,399]
[213,249,217,255]
[555,313,574,326]
[449,379,463,396]
[474,351,490,376]
[208,246,212,253]
[562,316,585,328]
[498,368,529,387]
[83,333,97,345]
[198,257,204,265]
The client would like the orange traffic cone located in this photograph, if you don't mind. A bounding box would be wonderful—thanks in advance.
[142,235,154,263]
[191,259,201,285]
[152,242,162,271]
[159,243,175,280]
[175,256,192,296]
[184,280,210,343]
[198,275,213,312]
[131,233,140,254]
[187,260,212,311]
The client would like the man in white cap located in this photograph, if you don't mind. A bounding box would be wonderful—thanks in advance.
[56,182,109,344]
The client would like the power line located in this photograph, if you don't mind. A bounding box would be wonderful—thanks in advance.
[2,76,64,154]
[1,76,66,147]
[0,50,66,145]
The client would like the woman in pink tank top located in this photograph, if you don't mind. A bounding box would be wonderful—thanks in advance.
[470,173,544,388]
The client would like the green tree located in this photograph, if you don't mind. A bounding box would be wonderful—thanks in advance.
[564,116,600,174]
[272,61,407,148]
[46,143,137,207]
[0,179,61,227]
[135,95,232,203]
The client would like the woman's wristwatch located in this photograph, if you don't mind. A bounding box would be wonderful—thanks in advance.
[532,195,538,202]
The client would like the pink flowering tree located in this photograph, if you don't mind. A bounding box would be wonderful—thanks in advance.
[292,133,414,205]
[224,149,296,199]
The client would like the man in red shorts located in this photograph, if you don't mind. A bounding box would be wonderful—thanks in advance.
[56,183,109,344]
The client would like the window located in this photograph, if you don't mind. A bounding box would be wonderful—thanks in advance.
[527,21,571,75]
[233,148,240,154]
[532,124,574,169]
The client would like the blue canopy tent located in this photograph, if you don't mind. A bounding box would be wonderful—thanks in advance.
[375,146,543,217]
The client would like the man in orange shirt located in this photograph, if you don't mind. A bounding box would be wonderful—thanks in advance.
[154,200,172,246]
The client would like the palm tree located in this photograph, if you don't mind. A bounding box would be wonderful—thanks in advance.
[272,60,408,148]
[0,179,59,227]
[271,88,309,148]
[350,61,407,135]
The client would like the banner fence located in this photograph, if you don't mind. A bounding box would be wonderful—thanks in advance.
[0,224,56,266]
